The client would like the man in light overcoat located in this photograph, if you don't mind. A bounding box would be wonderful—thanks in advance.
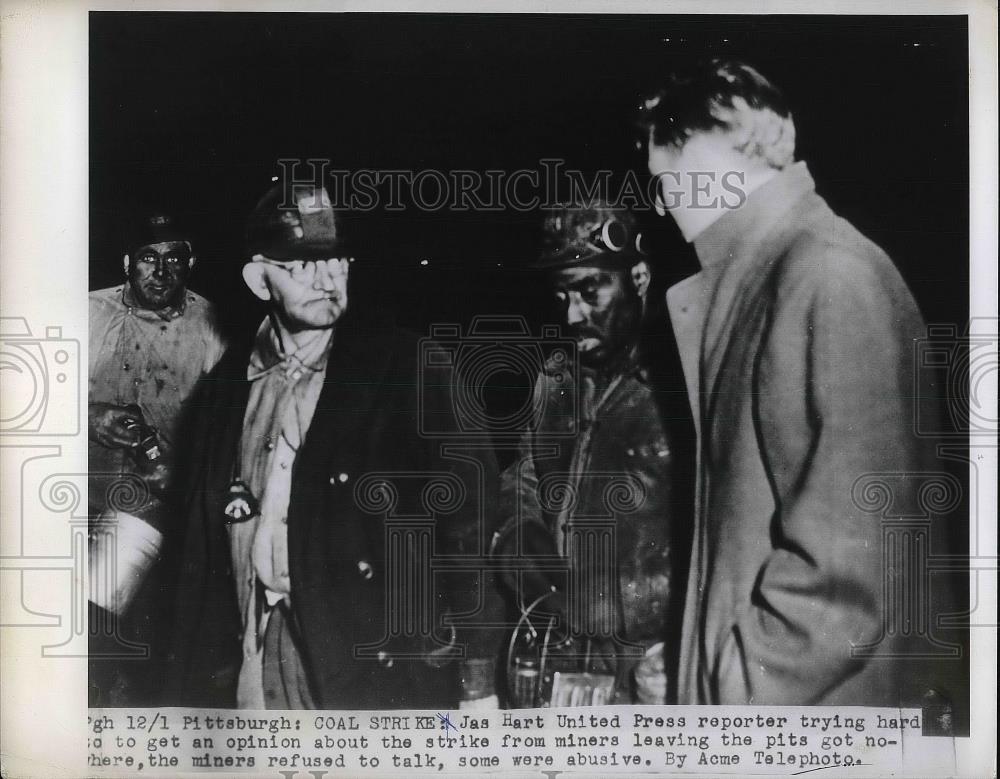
[636,59,959,709]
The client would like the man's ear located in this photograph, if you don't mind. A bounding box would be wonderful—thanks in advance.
[631,259,651,302]
[242,262,272,301]
[184,241,196,271]
[122,254,130,275]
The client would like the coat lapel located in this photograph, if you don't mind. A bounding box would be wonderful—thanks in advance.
[665,273,709,441]
[699,255,777,430]
[288,310,399,566]
[304,315,397,459]
[665,272,714,705]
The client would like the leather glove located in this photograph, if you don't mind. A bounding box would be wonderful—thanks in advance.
[89,402,145,449]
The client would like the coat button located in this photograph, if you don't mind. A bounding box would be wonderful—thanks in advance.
[337,472,349,483]
[357,561,374,580]
[377,650,394,668]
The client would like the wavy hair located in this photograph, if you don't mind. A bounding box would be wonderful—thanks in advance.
[636,58,796,170]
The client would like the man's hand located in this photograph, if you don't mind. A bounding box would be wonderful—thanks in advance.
[458,657,497,708]
[634,641,667,704]
[134,455,174,499]
[88,402,144,449]
[459,695,499,710]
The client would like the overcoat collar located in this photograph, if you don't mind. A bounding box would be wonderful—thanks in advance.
[692,161,815,271]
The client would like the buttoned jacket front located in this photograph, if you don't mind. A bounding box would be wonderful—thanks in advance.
[165,309,500,708]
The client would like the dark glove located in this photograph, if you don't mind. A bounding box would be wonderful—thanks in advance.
[88,402,145,449]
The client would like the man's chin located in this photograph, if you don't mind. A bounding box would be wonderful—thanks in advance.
[136,290,179,309]
[287,307,344,330]
[577,345,609,368]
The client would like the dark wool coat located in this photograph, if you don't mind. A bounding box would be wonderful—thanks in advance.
[162,309,501,708]
[667,163,950,706]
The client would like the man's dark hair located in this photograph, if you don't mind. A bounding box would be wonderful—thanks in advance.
[636,58,796,168]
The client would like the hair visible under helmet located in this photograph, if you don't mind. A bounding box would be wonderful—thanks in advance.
[636,58,796,170]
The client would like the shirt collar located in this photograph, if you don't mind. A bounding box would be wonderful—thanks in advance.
[247,317,335,382]
[121,283,188,321]
[692,161,815,270]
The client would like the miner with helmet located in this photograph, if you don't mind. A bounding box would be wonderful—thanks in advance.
[88,209,227,706]
[89,210,226,515]
[493,202,692,705]
[163,178,502,710]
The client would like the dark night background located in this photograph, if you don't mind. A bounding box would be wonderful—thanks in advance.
[90,13,969,336]
[90,13,971,726]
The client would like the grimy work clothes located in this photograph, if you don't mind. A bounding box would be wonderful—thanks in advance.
[88,283,226,513]
[88,282,225,707]
[495,343,690,702]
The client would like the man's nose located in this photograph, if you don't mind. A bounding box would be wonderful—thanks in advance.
[312,260,340,291]
[566,294,587,326]
[151,258,168,277]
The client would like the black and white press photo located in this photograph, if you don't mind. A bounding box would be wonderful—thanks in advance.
[0,4,995,778]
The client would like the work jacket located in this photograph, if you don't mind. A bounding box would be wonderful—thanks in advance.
[163,308,502,708]
[495,343,691,699]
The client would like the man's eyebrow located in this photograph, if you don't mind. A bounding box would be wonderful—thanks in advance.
[563,271,609,288]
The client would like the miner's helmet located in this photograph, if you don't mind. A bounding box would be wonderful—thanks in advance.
[121,210,191,257]
[245,179,345,260]
[534,202,648,270]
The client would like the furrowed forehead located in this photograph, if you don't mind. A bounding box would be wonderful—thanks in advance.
[255,255,344,264]
[551,266,617,287]
[135,240,190,254]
